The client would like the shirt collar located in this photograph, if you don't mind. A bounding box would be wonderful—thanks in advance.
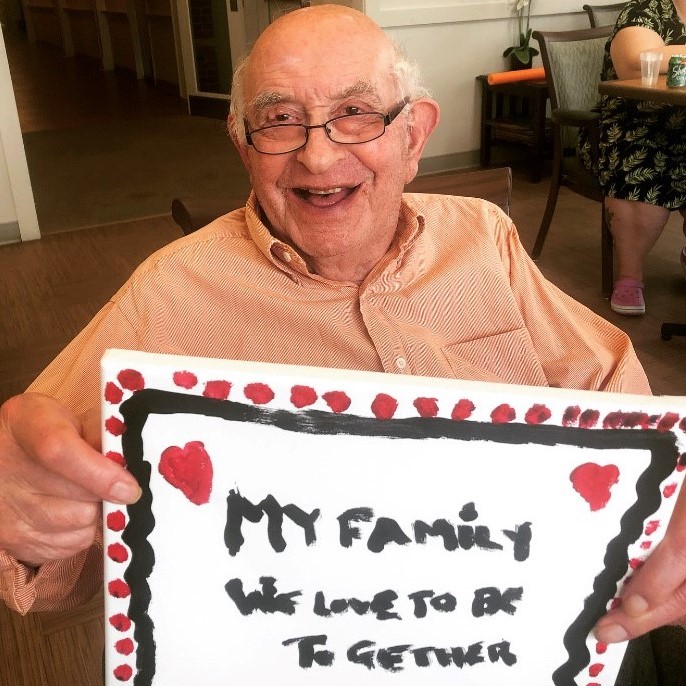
[244,190,426,281]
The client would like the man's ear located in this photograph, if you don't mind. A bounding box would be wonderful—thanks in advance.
[403,99,440,184]
[228,114,252,171]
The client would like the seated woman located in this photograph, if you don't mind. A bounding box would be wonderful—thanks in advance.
[578,0,686,316]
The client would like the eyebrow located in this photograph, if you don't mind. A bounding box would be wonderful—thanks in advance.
[249,80,383,114]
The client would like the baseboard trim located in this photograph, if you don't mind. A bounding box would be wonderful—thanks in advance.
[0,221,21,245]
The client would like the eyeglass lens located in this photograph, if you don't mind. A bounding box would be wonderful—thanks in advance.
[250,112,387,154]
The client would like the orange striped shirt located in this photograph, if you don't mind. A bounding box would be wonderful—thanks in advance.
[1,191,650,613]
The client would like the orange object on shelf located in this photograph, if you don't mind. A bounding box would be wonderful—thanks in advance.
[486,67,546,85]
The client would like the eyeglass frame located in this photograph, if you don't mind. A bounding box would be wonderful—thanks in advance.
[244,97,411,155]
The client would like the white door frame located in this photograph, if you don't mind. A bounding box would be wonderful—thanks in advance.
[0,30,40,242]
[176,0,248,102]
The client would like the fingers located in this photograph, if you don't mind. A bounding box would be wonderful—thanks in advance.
[595,487,686,643]
[0,497,102,566]
[0,392,141,566]
[2,393,140,504]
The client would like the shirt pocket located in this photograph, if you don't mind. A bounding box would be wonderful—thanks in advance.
[442,329,548,387]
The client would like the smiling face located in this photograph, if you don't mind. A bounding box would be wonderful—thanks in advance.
[232,6,438,283]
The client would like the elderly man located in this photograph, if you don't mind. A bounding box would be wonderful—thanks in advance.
[0,3,680,672]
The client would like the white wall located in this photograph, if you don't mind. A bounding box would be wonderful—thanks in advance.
[0,28,39,242]
[366,0,593,169]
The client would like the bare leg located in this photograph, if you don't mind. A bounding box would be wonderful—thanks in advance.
[605,197,671,282]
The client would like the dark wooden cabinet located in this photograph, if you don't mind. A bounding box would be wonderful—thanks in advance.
[476,74,551,182]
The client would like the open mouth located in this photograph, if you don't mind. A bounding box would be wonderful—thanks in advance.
[292,185,360,207]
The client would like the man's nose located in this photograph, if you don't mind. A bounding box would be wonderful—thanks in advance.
[295,126,347,173]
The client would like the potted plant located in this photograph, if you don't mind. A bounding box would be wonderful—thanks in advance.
[503,0,539,70]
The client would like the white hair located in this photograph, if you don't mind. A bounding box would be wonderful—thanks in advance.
[228,39,430,145]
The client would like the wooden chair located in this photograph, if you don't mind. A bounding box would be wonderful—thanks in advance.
[171,166,513,235]
[531,26,614,296]
[582,2,626,28]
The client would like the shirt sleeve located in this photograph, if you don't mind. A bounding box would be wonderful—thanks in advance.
[0,300,141,614]
[0,528,103,615]
[491,206,651,395]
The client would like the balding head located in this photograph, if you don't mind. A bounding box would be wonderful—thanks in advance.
[229,4,427,144]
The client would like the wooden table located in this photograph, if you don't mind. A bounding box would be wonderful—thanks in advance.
[598,74,686,340]
[598,74,686,105]
[476,75,551,183]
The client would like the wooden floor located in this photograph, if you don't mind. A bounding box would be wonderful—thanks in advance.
[1,28,685,686]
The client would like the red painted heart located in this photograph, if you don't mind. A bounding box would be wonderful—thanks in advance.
[159,441,213,505]
[570,462,619,511]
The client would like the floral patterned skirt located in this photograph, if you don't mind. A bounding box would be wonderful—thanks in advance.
[578,95,686,210]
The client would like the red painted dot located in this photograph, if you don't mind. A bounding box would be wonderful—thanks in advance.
[109,614,131,631]
[113,664,133,681]
[664,483,678,498]
[603,412,623,429]
[491,404,515,424]
[107,510,126,532]
[203,380,231,400]
[105,417,126,437]
[414,397,438,418]
[115,638,135,656]
[106,451,126,467]
[451,399,475,421]
[322,391,351,413]
[104,382,124,404]
[579,409,600,429]
[595,642,607,654]
[562,405,581,426]
[645,520,660,535]
[623,412,651,429]
[589,663,604,677]
[628,558,644,570]
[680,417,686,432]
[173,371,198,389]
[117,369,145,392]
[108,543,129,563]
[290,385,317,408]
[371,393,398,420]
[640,540,652,550]
[244,383,275,404]
[108,579,131,598]
[657,412,680,432]
[525,403,551,425]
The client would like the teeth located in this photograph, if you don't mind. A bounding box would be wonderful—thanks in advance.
[307,188,343,195]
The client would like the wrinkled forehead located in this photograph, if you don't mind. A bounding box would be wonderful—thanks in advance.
[247,79,389,115]
[243,29,397,110]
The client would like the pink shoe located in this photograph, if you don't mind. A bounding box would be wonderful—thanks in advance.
[610,278,645,316]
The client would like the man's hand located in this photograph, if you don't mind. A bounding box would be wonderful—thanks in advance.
[0,392,141,566]
[595,486,686,643]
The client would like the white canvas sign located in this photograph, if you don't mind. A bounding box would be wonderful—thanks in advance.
[101,349,686,686]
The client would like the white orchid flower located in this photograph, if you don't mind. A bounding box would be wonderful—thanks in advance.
[515,0,529,11]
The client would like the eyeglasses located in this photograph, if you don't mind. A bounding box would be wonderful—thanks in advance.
[245,98,410,155]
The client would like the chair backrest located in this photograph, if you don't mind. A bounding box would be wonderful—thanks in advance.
[582,2,625,28]
[405,167,512,217]
[533,26,612,148]
[171,167,512,235]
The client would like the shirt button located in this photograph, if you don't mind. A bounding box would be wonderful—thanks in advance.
[281,250,292,263]
[395,357,407,370]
